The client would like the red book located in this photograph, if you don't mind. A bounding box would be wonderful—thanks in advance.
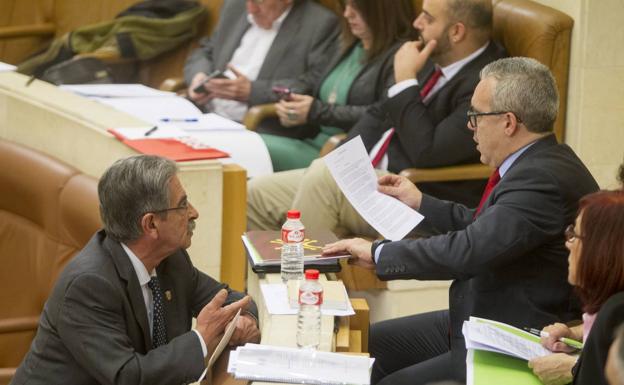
[108,129,229,161]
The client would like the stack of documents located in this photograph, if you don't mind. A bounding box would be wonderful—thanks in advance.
[227,343,373,384]
[463,317,553,385]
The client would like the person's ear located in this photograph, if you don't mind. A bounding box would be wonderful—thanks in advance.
[139,213,159,240]
[449,22,466,44]
[503,112,520,136]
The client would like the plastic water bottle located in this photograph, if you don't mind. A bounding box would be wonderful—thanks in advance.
[280,209,305,283]
[297,269,323,349]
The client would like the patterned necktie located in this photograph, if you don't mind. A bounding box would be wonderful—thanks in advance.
[371,68,444,168]
[148,276,167,348]
[474,168,501,218]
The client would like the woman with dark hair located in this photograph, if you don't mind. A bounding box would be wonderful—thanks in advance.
[260,0,417,171]
[529,190,624,385]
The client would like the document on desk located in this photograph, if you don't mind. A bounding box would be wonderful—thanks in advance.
[228,343,373,385]
[197,308,241,382]
[60,84,175,98]
[323,136,424,241]
[0,61,16,72]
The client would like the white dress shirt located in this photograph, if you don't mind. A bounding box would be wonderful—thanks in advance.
[211,7,291,121]
[121,243,207,358]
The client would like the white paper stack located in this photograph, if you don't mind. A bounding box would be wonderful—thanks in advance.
[227,343,373,385]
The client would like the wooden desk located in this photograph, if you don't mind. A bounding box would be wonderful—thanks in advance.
[0,71,246,289]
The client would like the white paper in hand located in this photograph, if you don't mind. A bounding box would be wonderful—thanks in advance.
[197,308,242,382]
[323,136,424,240]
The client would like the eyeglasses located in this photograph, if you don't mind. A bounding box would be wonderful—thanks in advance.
[148,202,190,216]
[467,108,522,128]
[564,224,583,242]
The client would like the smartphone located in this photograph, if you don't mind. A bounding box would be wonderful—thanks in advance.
[192,70,227,94]
[272,86,292,101]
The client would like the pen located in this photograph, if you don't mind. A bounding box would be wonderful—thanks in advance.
[144,126,158,137]
[523,327,584,350]
[25,74,36,87]
[160,118,198,122]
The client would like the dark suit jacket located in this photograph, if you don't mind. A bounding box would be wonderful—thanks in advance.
[574,292,624,385]
[345,41,506,207]
[375,135,598,371]
[11,230,257,385]
[184,0,340,138]
[294,41,402,135]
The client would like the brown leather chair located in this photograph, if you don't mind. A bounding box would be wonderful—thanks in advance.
[0,140,101,385]
[401,0,573,183]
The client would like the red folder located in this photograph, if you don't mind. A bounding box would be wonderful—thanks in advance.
[108,129,229,162]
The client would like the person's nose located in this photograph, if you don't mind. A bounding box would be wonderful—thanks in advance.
[188,202,199,220]
[413,13,424,31]
[343,4,354,19]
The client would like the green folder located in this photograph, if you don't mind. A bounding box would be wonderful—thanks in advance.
[468,349,543,385]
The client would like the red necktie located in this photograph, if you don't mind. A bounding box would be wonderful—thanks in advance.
[371,68,443,168]
[474,168,501,218]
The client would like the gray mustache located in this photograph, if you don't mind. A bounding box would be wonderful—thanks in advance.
[188,220,196,232]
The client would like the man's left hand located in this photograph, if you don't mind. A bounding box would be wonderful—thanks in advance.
[229,313,260,346]
[207,65,251,102]
[322,238,375,270]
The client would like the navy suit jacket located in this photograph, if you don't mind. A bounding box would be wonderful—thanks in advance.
[376,135,598,369]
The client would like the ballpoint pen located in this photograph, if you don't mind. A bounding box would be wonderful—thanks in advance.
[144,126,158,137]
[159,118,199,123]
[523,327,584,350]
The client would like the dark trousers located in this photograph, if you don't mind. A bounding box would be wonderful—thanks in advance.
[370,310,466,385]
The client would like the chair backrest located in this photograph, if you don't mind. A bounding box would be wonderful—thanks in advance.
[492,0,573,141]
[0,139,101,367]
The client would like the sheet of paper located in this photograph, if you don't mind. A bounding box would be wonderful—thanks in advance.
[463,318,551,361]
[60,84,175,98]
[111,126,187,140]
[197,308,242,382]
[0,62,16,72]
[323,136,424,240]
[92,96,202,124]
[229,343,372,385]
[260,283,355,316]
[172,113,245,131]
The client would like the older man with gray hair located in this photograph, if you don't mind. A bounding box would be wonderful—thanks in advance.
[323,57,599,384]
[11,155,259,385]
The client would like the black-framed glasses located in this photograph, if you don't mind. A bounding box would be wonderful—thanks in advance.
[564,224,583,242]
[148,203,190,216]
[467,108,522,128]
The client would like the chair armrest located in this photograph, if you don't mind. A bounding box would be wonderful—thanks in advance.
[0,23,55,39]
[319,133,347,157]
[0,316,39,334]
[242,103,276,131]
[400,163,492,183]
[159,77,187,93]
[0,368,16,385]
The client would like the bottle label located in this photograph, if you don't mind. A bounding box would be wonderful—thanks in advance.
[298,289,323,306]
[282,228,304,243]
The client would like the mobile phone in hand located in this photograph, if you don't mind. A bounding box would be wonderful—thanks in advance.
[272,86,292,101]
[193,70,227,94]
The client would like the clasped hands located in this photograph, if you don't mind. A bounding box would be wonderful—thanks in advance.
[195,289,260,356]
[528,322,582,385]
[187,64,252,105]
[321,174,423,268]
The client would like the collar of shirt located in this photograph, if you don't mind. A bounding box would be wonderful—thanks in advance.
[438,42,489,82]
[246,5,292,30]
[387,42,490,100]
[498,141,536,177]
[121,243,155,285]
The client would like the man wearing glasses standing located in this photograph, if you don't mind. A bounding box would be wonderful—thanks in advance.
[11,155,259,385]
[323,57,599,384]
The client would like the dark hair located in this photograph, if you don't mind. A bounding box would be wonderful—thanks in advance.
[447,0,492,34]
[98,155,178,242]
[575,190,624,314]
[618,161,624,186]
[339,0,418,61]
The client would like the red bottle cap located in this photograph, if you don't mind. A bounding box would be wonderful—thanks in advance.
[287,210,301,219]
[305,269,319,280]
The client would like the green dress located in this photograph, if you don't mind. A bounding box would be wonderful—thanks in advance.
[260,44,365,171]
